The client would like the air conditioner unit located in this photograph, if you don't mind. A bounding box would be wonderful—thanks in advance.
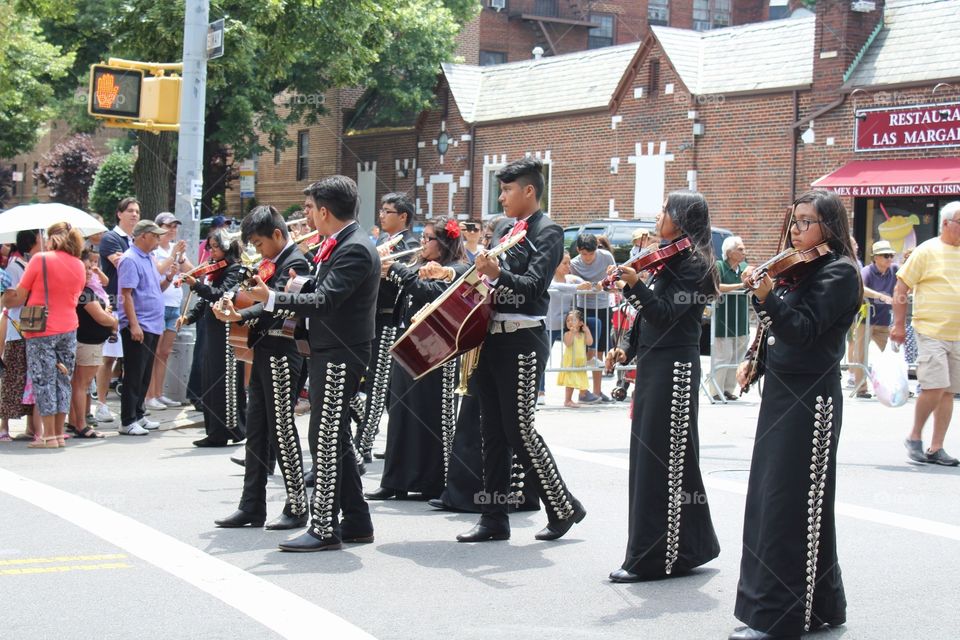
[489,0,506,11]
[851,0,876,12]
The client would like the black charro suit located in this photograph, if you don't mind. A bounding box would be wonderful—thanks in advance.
[472,210,584,532]
[270,221,379,544]
[356,228,420,458]
[233,243,311,522]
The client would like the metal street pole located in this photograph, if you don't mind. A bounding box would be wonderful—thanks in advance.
[168,0,209,403]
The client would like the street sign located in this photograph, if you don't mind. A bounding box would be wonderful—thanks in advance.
[239,158,255,198]
[88,65,143,119]
[207,19,224,60]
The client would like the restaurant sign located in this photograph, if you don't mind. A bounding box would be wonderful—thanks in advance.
[830,184,960,197]
[855,101,960,152]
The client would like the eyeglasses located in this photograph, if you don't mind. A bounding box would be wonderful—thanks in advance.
[945,218,960,226]
[379,208,399,215]
[463,225,479,232]
[422,234,437,242]
[790,218,823,232]
[877,254,894,259]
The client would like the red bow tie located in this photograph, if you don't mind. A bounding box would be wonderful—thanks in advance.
[313,237,338,264]
[257,260,276,282]
[499,218,529,244]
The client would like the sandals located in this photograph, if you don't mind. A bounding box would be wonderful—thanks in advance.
[28,437,60,449]
[74,426,104,439]
[0,433,12,442]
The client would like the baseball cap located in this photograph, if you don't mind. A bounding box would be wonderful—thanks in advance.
[211,215,227,228]
[155,212,181,226]
[133,219,169,237]
[871,240,895,256]
[632,228,650,240]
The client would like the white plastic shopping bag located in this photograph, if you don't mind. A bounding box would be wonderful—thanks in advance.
[869,342,909,408]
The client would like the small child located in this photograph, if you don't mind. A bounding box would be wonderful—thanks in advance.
[557,309,593,407]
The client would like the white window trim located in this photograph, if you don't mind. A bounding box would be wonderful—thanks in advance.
[481,157,554,219]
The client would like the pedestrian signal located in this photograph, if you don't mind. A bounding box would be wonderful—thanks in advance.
[88,65,143,119]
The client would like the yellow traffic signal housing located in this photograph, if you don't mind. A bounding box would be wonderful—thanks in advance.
[140,76,181,125]
[88,65,143,119]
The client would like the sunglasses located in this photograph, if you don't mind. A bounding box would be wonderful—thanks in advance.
[422,234,437,242]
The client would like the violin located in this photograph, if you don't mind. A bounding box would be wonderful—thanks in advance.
[739,242,832,394]
[175,259,227,285]
[601,236,692,289]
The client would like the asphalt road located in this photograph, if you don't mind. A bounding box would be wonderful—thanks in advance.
[1,376,958,640]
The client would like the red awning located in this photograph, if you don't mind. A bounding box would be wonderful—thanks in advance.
[812,158,960,198]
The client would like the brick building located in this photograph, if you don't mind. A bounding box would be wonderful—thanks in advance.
[338,0,960,262]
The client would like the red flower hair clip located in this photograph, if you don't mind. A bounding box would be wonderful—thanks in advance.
[445,219,461,240]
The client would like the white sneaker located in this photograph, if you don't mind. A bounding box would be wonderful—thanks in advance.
[119,422,149,436]
[138,417,160,431]
[537,394,546,406]
[158,396,182,407]
[95,403,115,423]
[144,398,167,411]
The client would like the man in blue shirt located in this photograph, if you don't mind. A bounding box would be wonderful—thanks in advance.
[117,220,169,435]
[852,240,898,397]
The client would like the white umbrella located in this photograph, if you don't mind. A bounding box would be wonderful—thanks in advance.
[0,202,107,244]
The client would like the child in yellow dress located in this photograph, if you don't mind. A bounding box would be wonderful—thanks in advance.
[558,309,593,407]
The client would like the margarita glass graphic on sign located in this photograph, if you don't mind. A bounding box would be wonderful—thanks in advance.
[876,202,919,262]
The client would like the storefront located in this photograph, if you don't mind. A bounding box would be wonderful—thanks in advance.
[813,101,960,262]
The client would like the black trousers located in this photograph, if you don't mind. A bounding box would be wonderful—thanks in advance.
[120,328,159,426]
[306,346,372,542]
[474,326,577,525]
[356,318,397,457]
[239,345,306,519]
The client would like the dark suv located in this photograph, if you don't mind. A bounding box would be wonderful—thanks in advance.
[563,219,733,263]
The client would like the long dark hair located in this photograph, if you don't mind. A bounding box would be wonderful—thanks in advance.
[664,190,718,296]
[791,189,863,304]
[207,228,241,263]
[424,217,466,266]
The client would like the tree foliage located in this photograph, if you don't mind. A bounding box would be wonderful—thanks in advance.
[34,134,101,209]
[89,148,135,222]
[0,3,74,158]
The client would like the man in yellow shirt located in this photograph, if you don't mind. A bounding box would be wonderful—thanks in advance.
[892,201,960,466]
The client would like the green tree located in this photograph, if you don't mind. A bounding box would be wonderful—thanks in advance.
[0,4,74,158]
[34,133,101,209]
[89,148,135,222]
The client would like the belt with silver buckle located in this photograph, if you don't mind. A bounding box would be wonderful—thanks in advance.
[265,329,293,338]
[489,319,543,334]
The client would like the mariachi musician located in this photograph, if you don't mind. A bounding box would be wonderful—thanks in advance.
[604,191,720,583]
[355,193,420,462]
[458,157,586,543]
[246,176,378,552]
[179,228,246,447]
[365,217,469,501]
[212,206,312,530]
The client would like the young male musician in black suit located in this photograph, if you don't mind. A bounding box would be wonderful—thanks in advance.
[247,176,379,552]
[458,157,586,543]
[212,206,311,530]
[355,192,420,463]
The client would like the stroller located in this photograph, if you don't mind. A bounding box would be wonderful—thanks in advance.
[609,301,638,401]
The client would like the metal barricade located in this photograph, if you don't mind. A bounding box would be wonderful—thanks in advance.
[704,291,754,405]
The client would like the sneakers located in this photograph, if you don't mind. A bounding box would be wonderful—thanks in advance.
[598,392,613,403]
[144,397,167,411]
[537,393,546,406]
[94,403,115,423]
[926,448,959,466]
[904,439,925,463]
[119,422,149,436]
[578,391,601,404]
[158,396,181,407]
[138,417,160,431]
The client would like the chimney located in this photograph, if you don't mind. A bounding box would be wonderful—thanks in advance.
[532,46,544,60]
[812,0,885,99]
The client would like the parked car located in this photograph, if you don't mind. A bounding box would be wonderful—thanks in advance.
[563,219,733,264]
[199,216,241,239]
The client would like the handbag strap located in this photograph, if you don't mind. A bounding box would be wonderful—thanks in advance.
[41,255,49,308]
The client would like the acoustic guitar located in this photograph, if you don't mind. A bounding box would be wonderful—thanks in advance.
[390,230,526,379]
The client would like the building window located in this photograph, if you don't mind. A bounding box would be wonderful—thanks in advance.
[479,50,507,66]
[32,161,38,195]
[533,0,558,17]
[10,164,17,197]
[694,0,731,30]
[274,146,281,165]
[648,59,660,95]
[588,13,615,49]
[648,0,670,26]
[296,130,309,181]
[483,160,552,218]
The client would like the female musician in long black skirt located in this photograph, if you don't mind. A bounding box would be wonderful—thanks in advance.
[729,190,861,640]
[365,218,469,500]
[607,190,721,583]
[181,228,246,447]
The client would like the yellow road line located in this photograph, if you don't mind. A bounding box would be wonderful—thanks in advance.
[1,562,133,576]
[0,553,127,566]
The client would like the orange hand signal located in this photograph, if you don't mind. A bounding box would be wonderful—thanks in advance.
[95,73,121,109]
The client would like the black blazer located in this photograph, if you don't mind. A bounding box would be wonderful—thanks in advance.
[238,243,311,352]
[272,222,380,352]
[489,210,563,317]
[375,228,420,316]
